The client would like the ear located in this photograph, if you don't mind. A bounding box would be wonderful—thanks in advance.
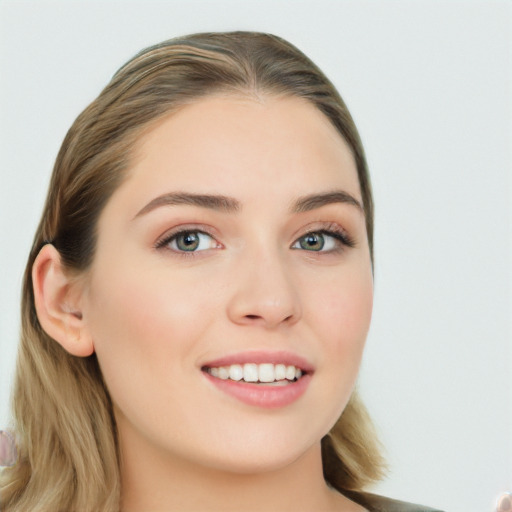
[32,244,94,357]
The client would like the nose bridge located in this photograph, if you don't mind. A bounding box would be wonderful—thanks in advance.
[226,237,302,328]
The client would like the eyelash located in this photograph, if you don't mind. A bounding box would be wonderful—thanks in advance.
[294,225,356,253]
[154,223,355,257]
[154,225,219,256]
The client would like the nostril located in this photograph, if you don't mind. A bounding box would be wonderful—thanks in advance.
[228,292,301,328]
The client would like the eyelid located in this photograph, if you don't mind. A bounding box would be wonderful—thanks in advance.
[291,222,355,252]
[154,224,221,251]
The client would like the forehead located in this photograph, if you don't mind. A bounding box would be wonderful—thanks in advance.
[111,94,361,216]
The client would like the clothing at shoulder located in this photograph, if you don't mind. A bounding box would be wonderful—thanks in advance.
[344,490,445,512]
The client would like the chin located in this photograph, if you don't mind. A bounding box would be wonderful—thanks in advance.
[191,430,321,476]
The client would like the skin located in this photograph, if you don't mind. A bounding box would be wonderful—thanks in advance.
[34,95,373,511]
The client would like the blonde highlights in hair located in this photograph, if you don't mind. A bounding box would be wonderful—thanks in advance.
[1,32,385,511]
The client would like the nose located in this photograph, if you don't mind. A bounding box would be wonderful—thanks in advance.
[226,248,302,329]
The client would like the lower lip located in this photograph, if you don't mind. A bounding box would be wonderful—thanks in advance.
[203,372,311,409]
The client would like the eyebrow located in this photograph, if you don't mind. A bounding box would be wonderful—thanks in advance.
[291,190,363,214]
[133,189,363,219]
[134,193,241,218]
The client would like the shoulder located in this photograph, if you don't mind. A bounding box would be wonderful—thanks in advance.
[343,490,445,512]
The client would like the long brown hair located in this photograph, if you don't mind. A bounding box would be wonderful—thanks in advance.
[1,31,385,511]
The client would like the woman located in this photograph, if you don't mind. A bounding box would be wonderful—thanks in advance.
[0,32,442,511]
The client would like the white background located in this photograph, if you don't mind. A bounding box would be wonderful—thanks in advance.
[0,1,510,511]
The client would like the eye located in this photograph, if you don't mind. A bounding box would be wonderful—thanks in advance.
[291,229,353,252]
[158,230,219,252]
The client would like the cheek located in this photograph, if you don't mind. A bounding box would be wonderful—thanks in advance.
[88,260,211,339]
[299,265,373,435]
[311,268,373,357]
[83,262,218,407]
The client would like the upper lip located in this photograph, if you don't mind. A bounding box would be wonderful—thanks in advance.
[200,350,314,373]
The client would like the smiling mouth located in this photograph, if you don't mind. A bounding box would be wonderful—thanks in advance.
[201,359,312,408]
[201,363,305,386]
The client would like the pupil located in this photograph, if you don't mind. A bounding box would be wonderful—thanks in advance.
[302,233,324,251]
[178,232,199,251]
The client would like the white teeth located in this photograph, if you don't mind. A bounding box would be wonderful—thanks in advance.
[207,363,304,383]
[229,364,243,381]
[243,363,258,382]
[285,365,296,380]
[258,363,275,383]
[275,364,286,380]
[218,367,229,380]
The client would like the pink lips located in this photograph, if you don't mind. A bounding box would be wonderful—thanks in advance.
[201,351,313,409]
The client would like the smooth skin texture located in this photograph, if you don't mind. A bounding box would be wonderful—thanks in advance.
[33,95,373,511]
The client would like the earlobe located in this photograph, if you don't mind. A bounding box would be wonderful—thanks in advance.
[32,244,94,357]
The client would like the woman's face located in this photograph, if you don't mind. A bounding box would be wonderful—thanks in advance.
[81,95,373,473]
